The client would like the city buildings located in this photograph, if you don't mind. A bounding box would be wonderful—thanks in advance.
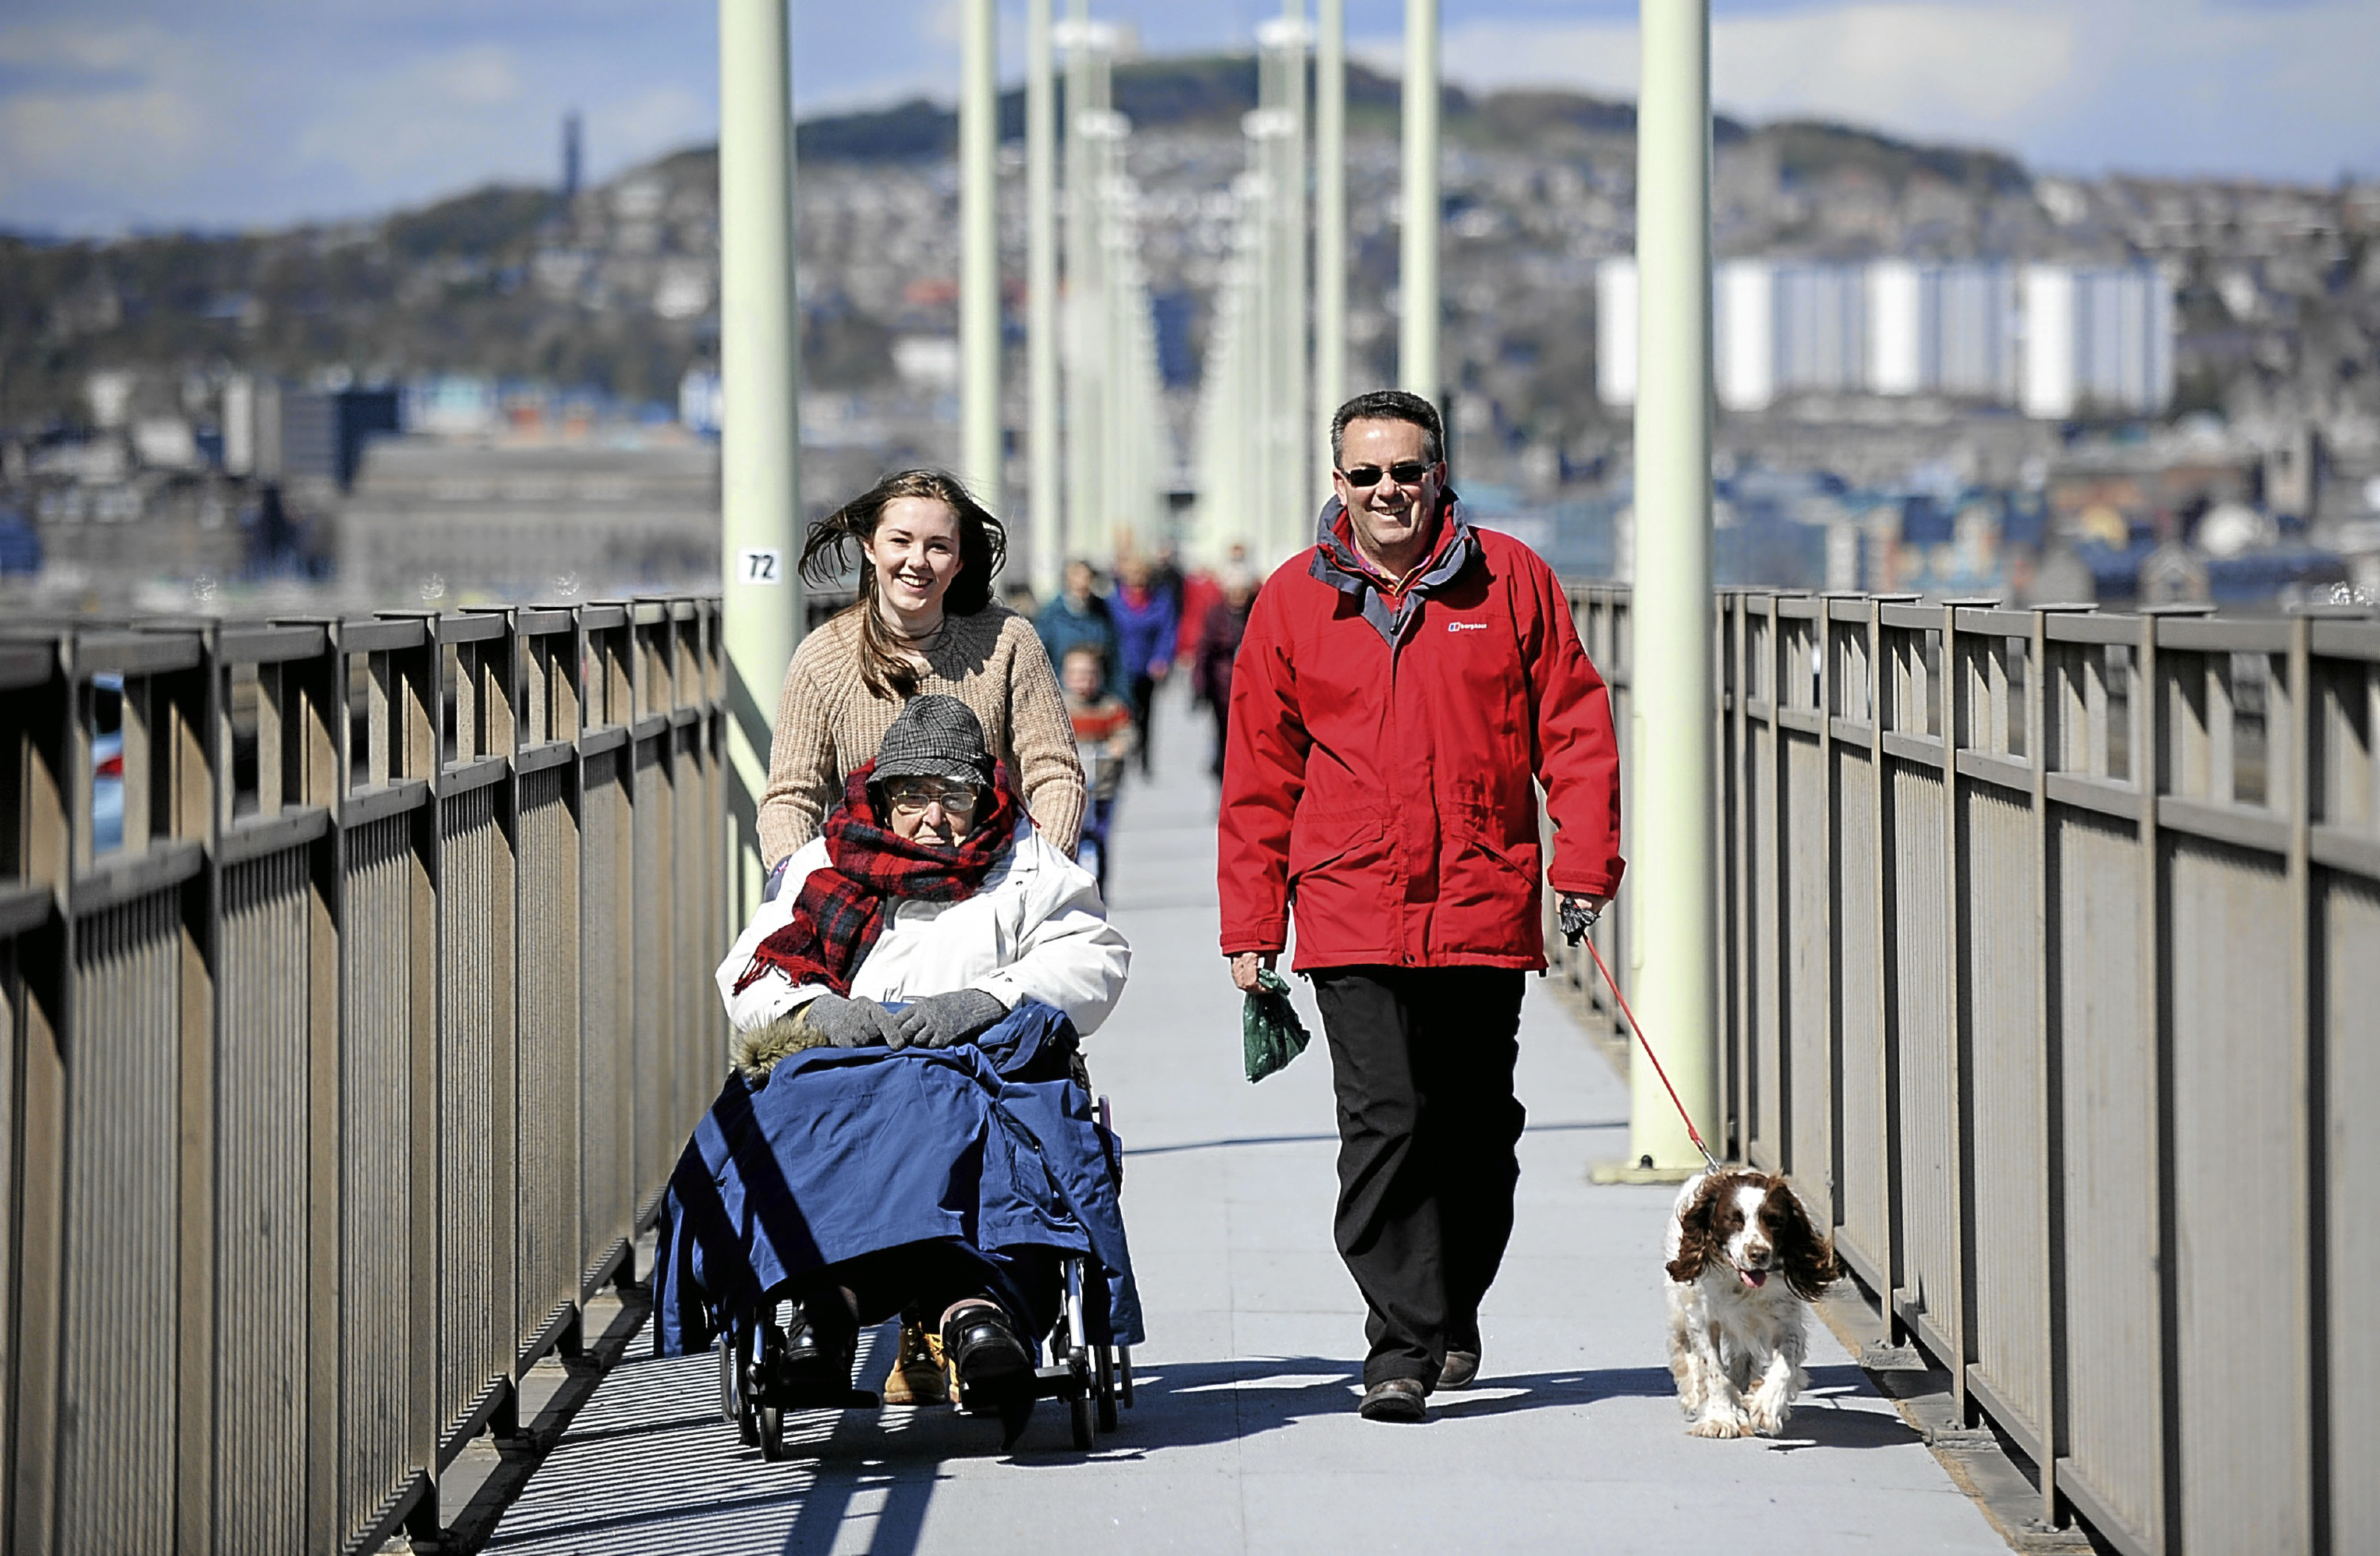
[1599,258,2174,418]
[337,436,720,605]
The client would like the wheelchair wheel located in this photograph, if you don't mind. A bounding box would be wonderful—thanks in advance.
[748,1308,789,1460]
[1118,1347,1134,1408]
[1095,1346,1119,1432]
[1069,1389,1095,1450]
[735,1333,761,1446]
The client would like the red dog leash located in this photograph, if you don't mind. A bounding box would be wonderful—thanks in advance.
[1570,913,1721,1174]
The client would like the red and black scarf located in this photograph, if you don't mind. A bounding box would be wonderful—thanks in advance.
[734,760,1019,997]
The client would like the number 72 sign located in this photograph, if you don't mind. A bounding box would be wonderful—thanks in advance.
[736,547,785,586]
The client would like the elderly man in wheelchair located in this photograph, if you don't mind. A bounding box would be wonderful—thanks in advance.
[653,696,1136,1453]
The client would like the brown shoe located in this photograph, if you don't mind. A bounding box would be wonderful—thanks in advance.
[1438,1349,1480,1389]
[879,1320,946,1407]
[1358,1377,1428,1422]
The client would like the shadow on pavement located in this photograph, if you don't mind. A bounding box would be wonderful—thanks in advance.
[489,1351,1921,1550]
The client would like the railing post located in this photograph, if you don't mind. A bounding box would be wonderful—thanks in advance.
[1940,600,1971,1421]
[1868,596,1904,1348]
[2286,609,2325,1553]
[162,625,220,1554]
[3,633,70,1552]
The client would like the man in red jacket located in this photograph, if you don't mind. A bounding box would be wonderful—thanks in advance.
[1219,390,1624,1423]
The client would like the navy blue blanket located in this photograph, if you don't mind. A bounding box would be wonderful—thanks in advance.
[652,1001,1143,1357]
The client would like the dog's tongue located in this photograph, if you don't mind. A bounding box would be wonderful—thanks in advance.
[1740,1268,1769,1290]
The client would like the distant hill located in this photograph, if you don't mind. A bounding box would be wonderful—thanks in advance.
[775,56,2034,197]
[778,54,1750,159]
[0,52,2056,427]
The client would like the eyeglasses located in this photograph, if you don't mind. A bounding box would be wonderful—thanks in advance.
[882,778,981,815]
[1338,460,1434,489]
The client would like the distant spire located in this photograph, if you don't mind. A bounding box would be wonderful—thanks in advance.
[562,111,583,201]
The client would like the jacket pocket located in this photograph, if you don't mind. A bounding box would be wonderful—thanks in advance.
[1441,803,1542,936]
[1288,808,1381,885]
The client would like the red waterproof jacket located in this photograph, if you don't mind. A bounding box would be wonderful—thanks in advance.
[1218,498,1624,972]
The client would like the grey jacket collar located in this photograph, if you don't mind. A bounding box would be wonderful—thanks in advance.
[1307,492,1481,647]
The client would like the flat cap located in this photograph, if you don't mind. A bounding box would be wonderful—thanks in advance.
[872,693,994,790]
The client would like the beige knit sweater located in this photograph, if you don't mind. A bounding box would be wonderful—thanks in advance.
[758,603,1087,866]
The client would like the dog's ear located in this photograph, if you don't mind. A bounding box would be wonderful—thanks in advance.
[1765,1177,1841,1301]
[1666,1174,1727,1284]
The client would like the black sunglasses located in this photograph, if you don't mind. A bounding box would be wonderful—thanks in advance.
[1337,459,1434,489]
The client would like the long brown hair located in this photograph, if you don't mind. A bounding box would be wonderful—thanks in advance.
[800,468,1008,699]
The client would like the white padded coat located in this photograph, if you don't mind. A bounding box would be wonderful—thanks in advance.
[716,818,1131,1038]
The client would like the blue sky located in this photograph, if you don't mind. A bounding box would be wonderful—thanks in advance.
[3,0,2375,235]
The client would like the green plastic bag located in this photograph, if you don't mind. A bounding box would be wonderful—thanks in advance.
[1242,968,1311,1082]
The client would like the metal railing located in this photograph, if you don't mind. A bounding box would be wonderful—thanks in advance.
[1,597,727,1554]
[1553,586,2379,1556]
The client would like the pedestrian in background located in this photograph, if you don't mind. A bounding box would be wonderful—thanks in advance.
[1216,390,1624,1424]
[1108,555,1178,776]
[1174,559,1223,677]
[1035,559,1120,697]
[1059,644,1137,897]
[1151,543,1187,622]
[1190,565,1256,782]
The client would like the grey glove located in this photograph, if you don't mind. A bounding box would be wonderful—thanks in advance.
[800,993,899,1048]
[889,988,1009,1051]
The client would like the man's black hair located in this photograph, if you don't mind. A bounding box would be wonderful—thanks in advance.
[1329,389,1444,468]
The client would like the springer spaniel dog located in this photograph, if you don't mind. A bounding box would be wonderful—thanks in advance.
[1663,1169,1841,1438]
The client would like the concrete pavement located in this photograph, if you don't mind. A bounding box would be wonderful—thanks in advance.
[476,693,2013,1556]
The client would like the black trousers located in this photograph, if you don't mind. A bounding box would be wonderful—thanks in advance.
[1311,966,1527,1388]
[1128,672,1159,774]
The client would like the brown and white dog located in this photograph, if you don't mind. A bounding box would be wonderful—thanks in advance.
[1663,1169,1840,1437]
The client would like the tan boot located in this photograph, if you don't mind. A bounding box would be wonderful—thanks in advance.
[879,1320,947,1406]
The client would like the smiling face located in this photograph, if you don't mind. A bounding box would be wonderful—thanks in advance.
[862,496,965,621]
[1331,416,1445,572]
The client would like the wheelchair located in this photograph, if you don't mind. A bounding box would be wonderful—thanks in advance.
[717,1091,1134,1455]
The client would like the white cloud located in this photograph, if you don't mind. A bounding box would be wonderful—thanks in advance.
[1367,3,2078,133]
[0,25,205,195]
[1713,6,2077,131]
[3,0,2375,232]
[1361,0,2380,182]
[605,85,712,159]
[294,45,540,189]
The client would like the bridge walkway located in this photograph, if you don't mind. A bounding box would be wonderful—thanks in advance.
[471,690,2012,1555]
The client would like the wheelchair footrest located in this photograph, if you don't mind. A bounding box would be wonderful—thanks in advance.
[1030,1363,1088,1401]
[755,1385,880,1411]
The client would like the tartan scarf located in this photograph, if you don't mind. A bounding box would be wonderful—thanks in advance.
[735,760,1019,997]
